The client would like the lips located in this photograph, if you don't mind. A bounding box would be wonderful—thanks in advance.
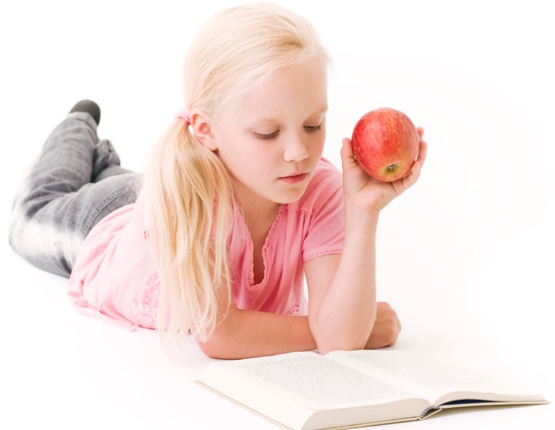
[278,172,308,184]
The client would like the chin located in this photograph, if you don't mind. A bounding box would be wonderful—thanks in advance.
[274,187,308,205]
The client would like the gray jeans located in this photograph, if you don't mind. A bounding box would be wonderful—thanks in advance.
[9,112,141,277]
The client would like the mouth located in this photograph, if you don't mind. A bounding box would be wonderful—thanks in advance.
[278,172,308,184]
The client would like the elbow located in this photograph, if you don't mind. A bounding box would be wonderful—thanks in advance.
[195,306,252,359]
[197,336,236,360]
[196,330,247,360]
[197,339,223,359]
[311,321,370,355]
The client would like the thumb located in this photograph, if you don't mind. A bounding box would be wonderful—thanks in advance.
[340,137,357,172]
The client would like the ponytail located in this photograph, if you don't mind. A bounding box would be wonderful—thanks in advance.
[143,120,233,343]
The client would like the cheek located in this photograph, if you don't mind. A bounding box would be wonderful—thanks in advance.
[310,134,326,158]
[218,139,273,173]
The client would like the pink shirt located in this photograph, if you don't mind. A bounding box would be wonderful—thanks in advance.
[68,159,345,330]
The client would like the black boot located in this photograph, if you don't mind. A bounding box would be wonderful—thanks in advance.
[69,100,101,126]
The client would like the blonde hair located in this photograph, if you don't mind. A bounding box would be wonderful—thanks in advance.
[143,2,328,344]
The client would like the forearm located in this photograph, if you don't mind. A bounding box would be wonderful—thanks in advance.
[305,134,426,353]
[310,206,379,353]
[196,309,316,359]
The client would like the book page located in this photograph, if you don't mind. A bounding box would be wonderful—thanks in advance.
[197,352,432,429]
[328,350,539,404]
[233,352,424,409]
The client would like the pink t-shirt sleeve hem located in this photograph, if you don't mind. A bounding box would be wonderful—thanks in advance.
[303,247,343,261]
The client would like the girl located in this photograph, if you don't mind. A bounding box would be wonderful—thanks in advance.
[9,2,426,359]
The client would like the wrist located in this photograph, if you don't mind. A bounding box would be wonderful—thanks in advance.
[344,199,380,228]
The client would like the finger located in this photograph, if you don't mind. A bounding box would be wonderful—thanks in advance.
[416,139,428,168]
[395,156,422,191]
[341,137,353,158]
[407,157,423,184]
[416,127,424,139]
[340,137,357,171]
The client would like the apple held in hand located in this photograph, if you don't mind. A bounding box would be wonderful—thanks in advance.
[351,107,419,182]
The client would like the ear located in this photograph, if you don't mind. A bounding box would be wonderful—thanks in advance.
[190,110,218,151]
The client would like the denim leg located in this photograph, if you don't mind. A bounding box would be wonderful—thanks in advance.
[9,112,140,277]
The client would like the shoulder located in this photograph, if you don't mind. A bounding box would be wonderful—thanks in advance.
[293,158,343,211]
[283,159,345,259]
[310,158,342,188]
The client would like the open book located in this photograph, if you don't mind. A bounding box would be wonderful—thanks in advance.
[195,350,548,430]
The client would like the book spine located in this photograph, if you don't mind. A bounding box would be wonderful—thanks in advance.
[420,405,440,419]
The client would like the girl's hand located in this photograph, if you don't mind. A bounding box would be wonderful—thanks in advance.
[365,302,401,349]
[340,128,428,213]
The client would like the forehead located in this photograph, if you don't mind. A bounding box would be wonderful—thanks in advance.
[225,58,328,121]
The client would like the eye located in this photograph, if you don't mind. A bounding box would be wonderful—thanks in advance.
[304,124,322,133]
[254,130,279,140]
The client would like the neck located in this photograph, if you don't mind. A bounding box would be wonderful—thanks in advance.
[231,180,280,225]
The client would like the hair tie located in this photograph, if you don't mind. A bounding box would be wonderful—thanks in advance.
[175,108,191,124]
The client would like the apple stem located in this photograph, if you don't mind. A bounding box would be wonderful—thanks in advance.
[386,164,397,171]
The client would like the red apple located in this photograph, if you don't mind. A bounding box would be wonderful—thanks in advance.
[351,107,419,182]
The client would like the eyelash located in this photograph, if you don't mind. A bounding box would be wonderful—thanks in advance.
[255,125,322,140]
[256,131,279,140]
[304,125,322,133]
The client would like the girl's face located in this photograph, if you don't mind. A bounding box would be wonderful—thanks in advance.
[210,57,328,210]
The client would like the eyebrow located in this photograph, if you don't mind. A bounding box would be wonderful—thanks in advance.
[253,107,329,124]
[309,107,329,117]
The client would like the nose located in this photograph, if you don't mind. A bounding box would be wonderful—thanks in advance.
[283,134,309,163]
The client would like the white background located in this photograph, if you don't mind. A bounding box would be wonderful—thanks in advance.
[1,0,553,428]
